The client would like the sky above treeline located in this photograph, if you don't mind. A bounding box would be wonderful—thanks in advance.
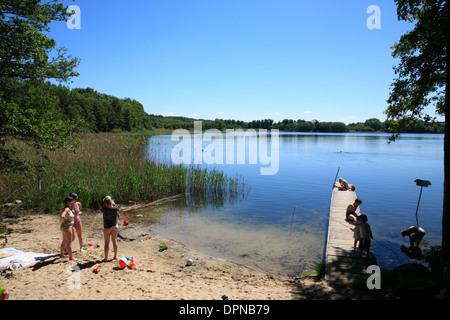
[49,0,441,124]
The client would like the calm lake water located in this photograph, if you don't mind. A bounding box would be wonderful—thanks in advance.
[136,132,444,277]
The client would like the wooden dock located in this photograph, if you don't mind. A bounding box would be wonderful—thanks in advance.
[324,183,377,283]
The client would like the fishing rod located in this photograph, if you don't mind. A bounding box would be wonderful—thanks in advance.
[290,205,403,265]
[332,167,340,190]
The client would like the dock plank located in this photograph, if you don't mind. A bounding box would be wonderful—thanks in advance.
[324,184,377,283]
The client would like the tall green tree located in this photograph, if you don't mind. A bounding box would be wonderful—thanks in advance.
[0,0,79,81]
[0,0,80,173]
[385,0,449,281]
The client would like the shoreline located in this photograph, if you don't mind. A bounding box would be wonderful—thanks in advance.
[0,208,353,300]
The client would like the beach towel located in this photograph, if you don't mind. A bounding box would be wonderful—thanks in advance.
[0,248,56,271]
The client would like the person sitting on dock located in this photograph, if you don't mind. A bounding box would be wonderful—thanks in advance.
[345,198,362,222]
[337,178,349,190]
[401,226,426,247]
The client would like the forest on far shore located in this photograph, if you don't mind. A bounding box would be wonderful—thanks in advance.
[52,84,445,134]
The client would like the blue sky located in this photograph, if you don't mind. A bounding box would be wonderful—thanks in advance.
[50,0,421,124]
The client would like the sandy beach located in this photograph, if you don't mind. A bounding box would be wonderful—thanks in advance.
[0,207,351,300]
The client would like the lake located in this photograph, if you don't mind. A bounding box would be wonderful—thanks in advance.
[137,131,444,277]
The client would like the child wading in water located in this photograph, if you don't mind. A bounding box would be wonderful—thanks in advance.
[101,196,120,262]
[60,197,76,261]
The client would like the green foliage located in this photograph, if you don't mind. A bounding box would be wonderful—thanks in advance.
[53,86,154,133]
[147,114,442,134]
[0,79,81,173]
[1,0,80,173]
[0,0,79,81]
[385,0,448,141]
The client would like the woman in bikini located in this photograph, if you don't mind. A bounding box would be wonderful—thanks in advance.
[69,193,84,253]
[60,196,76,261]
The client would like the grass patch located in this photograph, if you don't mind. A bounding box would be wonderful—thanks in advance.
[0,133,246,212]
[300,261,326,278]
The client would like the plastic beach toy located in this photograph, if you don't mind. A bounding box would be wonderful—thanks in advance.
[128,257,136,269]
[93,265,101,273]
[186,258,194,266]
[116,257,128,269]
[159,243,167,251]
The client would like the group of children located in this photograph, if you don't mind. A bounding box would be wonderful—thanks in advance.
[59,194,120,262]
[340,178,427,259]
[335,178,373,258]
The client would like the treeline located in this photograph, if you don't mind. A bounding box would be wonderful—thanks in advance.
[150,116,445,134]
[41,83,447,134]
[272,118,445,133]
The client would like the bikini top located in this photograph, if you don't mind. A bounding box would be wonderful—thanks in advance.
[65,206,75,222]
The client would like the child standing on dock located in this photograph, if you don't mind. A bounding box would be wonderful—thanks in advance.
[349,214,373,258]
[356,214,373,258]
[351,222,361,253]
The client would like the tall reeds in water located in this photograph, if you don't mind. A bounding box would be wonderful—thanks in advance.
[0,133,246,212]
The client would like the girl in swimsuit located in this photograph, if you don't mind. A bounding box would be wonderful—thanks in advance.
[60,197,76,261]
[101,197,120,262]
[69,193,84,253]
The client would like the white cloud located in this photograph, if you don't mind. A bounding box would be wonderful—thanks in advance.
[163,112,181,117]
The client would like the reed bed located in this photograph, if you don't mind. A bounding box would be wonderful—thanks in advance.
[0,133,246,212]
